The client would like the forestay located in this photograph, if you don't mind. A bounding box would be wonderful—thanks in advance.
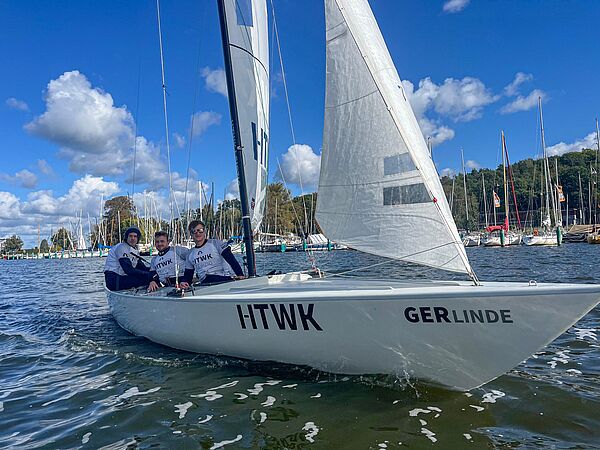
[221,0,270,231]
[316,0,472,274]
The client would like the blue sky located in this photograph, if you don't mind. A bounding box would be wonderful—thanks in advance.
[1,0,599,246]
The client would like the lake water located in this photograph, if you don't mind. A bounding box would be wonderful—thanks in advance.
[1,245,599,449]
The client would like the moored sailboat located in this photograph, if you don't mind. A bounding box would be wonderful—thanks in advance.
[107,0,600,391]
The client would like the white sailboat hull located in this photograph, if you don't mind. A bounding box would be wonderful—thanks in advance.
[482,233,522,246]
[522,233,559,246]
[107,274,600,391]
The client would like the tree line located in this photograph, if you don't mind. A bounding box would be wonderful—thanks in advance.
[442,147,600,230]
[4,148,597,254]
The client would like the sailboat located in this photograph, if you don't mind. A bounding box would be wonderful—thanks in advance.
[107,0,600,391]
[523,98,562,246]
[482,132,522,246]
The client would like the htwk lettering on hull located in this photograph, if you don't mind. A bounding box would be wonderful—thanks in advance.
[236,304,323,331]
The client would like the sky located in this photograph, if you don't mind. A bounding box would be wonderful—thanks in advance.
[1,0,599,246]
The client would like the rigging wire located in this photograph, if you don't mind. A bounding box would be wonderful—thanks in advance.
[269,0,316,266]
[183,3,209,239]
[156,0,180,285]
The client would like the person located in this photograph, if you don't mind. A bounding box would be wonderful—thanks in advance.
[180,220,245,288]
[104,227,154,291]
[147,231,190,292]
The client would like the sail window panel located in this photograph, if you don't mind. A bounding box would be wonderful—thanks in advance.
[383,184,430,206]
[384,153,416,176]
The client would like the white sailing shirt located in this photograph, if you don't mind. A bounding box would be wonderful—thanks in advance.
[150,246,190,283]
[104,242,140,276]
[185,239,233,282]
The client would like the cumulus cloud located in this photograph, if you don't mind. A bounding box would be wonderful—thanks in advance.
[504,72,533,96]
[173,132,186,149]
[465,160,481,170]
[278,144,321,189]
[0,169,38,189]
[225,179,240,200]
[443,0,470,13]
[440,168,457,178]
[6,97,29,111]
[25,71,134,158]
[500,89,546,114]
[403,76,497,123]
[546,132,598,157]
[201,67,228,97]
[190,111,222,137]
[0,175,120,246]
[36,159,55,176]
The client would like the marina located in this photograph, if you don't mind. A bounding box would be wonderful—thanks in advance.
[1,247,599,447]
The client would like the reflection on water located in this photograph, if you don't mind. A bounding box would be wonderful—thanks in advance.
[0,245,599,448]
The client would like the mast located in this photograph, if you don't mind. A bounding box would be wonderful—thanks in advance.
[578,171,585,224]
[482,173,489,228]
[461,149,469,230]
[594,118,600,230]
[217,0,257,276]
[501,131,509,232]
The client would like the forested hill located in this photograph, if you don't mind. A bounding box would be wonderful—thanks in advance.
[441,147,599,230]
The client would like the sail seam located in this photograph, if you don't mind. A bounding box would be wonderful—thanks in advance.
[229,43,269,75]
[325,88,378,109]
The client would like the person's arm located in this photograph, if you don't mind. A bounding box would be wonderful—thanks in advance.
[182,268,195,284]
[119,257,152,277]
[135,257,149,272]
[221,246,244,277]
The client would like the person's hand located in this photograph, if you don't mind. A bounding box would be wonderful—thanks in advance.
[147,281,160,292]
[180,281,190,289]
[234,275,247,280]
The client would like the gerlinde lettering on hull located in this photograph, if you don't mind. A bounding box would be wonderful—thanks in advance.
[236,304,323,331]
[404,306,513,324]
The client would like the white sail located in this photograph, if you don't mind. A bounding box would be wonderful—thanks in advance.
[222,0,269,231]
[316,0,472,274]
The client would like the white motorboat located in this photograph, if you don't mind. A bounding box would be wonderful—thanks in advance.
[108,0,600,391]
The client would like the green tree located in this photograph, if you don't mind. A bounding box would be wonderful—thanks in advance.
[3,235,24,253]
[103,196,136,244]
[40,239,50,253]
[264,182,295,235]
[51,228,74,250]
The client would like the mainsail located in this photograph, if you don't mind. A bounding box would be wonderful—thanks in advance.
[316,0,473,274]
[219,0,270,232]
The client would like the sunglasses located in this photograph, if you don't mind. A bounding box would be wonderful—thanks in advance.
[193,229,205,234]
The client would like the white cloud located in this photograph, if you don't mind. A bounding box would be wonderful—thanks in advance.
[500,89,546,114]
[278,144,321,189]
[0,192,21,220]
[225,179,239,200]
[25,71,135,160]
[6,97,29,111]
[190,111,222,137]
[0,169,38,189]
[465,160,481,170]
[546,132,598,156]
[504,72,533,96]
[443,0,470,13]
[36,159,55,176]
[173,132,186,149]
[0,176,120,246]
[440,168,457,178]
[201,67,228,97]
[431,77,498,121]
[22,175,119,217]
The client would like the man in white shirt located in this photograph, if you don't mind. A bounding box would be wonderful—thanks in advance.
[104,227,153,291]
[180,220,245,288]
[147,231,189,292]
